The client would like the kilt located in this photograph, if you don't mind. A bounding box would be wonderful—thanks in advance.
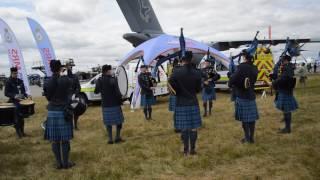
[174,105,202,130]
[102,106,124,126]
[168,95,176,112]
[141,94,156,107]
[235,98,259,122]
[202,87,216,101]
[275,92,298,113]
[44,110,73,141]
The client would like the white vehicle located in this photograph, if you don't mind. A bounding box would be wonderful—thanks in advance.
[79,60,169,103]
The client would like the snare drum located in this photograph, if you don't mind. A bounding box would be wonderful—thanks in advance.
[19,99,35,118]
[0,103,16,126]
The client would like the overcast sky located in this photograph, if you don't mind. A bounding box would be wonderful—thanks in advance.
[0,0,320,75]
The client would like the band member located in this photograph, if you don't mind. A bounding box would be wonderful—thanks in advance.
[66,62,81,130]
[43,60,75,169]
[272,55,298,133]
[201,58,220,117]
[138,65,156,120]
[5,67,29,138]
[229,50,259,144]
[94,65,124,144]
[169,51,202,155]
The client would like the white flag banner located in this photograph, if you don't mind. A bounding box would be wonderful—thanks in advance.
[0,18,30,95]
[27,17,56,77]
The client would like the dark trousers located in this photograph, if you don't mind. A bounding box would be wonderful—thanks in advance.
[73,115,79,130]
[106,124,122,142]
[203,101,213,116]
[242,122,255,143]
[15,116,25,137]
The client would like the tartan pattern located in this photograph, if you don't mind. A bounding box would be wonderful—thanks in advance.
[174,105,202,130]
[235,98,259,122]
[202,87,216,101]
[275,92,298,113]
[140,94,156,107]
[168,95,176,112]
[102,106,124,126]
[44,110,73,141]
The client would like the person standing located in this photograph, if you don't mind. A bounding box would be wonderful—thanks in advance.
[43,60,75,169]
[201,59,220,117]
[314,63,317,73]
[94,65,124,144]
[273,55,298,133]
[5,67,29,138]
[138,65,156,120]
[229,50,259,144]
[169,51,202,155]
[297,63,307,88]
[66,62,81,130]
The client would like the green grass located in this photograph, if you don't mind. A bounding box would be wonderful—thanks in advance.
[1,75,320,180]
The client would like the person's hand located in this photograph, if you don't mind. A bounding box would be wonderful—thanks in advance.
[204,81,209,85]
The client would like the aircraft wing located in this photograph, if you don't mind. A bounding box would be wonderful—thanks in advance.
[210,39,320,51]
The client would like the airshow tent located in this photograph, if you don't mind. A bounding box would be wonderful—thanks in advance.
[118,34,230,67]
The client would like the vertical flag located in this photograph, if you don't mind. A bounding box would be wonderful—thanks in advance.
[27,17,56,77]
[0,18,31,95]
[179,28,186,58]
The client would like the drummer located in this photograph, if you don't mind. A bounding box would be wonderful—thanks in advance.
[66,62,81,130]
[43,60,75,169]
[4,67,30,138]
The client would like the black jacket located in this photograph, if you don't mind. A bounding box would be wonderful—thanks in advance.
[201,66,220,88]
[272,63,295,94]
[138,72,154,96]
[94,74,122,107]
[5,77,27,102]
[169,64,202,106]
[228,62,258,100]
[43,74,73,109]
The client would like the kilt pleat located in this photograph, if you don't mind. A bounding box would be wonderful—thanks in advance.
[174,105,202,130]
[202,87,216,101]
[275,92,298,113]
[102,106,124,126]
[44,110,73,141]
[141,94,156,107]
[169,95,176,112]
[235,98,259,122]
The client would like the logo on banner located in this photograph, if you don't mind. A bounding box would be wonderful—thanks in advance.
[138,0,151,23]
[4,28,12,43]
[35,27,43,42]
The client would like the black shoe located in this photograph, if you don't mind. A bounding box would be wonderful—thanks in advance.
[114,138,125,144]
[55,163,63,170]
[203,113,207,117]
[190,150,197,155]
[108,140,114,144]
[74,127,79,131]
[241,138,249,144]
[249,139,255,144]
[63,162,75,169]
[278,128,291,134]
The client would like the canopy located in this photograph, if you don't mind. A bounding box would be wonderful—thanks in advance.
[118,34,230,68]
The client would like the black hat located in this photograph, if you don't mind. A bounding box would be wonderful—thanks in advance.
[10,67,18,72]
[182,51,193,62]
[282,55,292,62]
[241,50,253,61]
[50,60,62,73]
[140,65,148,69]
[102,64,112,73]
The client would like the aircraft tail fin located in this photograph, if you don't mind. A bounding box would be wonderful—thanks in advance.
[116,0,163,34]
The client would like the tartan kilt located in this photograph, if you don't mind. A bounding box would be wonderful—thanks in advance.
[141,94,156,107]
[202,87,216,101]
[102,106,124,126]
[235,98,259,122]
[275,92,298,113]
[44,110,73,141]
[174,105,202,130]
[168,95,176,112]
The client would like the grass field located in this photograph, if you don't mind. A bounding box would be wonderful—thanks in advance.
[1,75,320,180]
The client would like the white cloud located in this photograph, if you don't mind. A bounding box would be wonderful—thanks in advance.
[0,0,320,76]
